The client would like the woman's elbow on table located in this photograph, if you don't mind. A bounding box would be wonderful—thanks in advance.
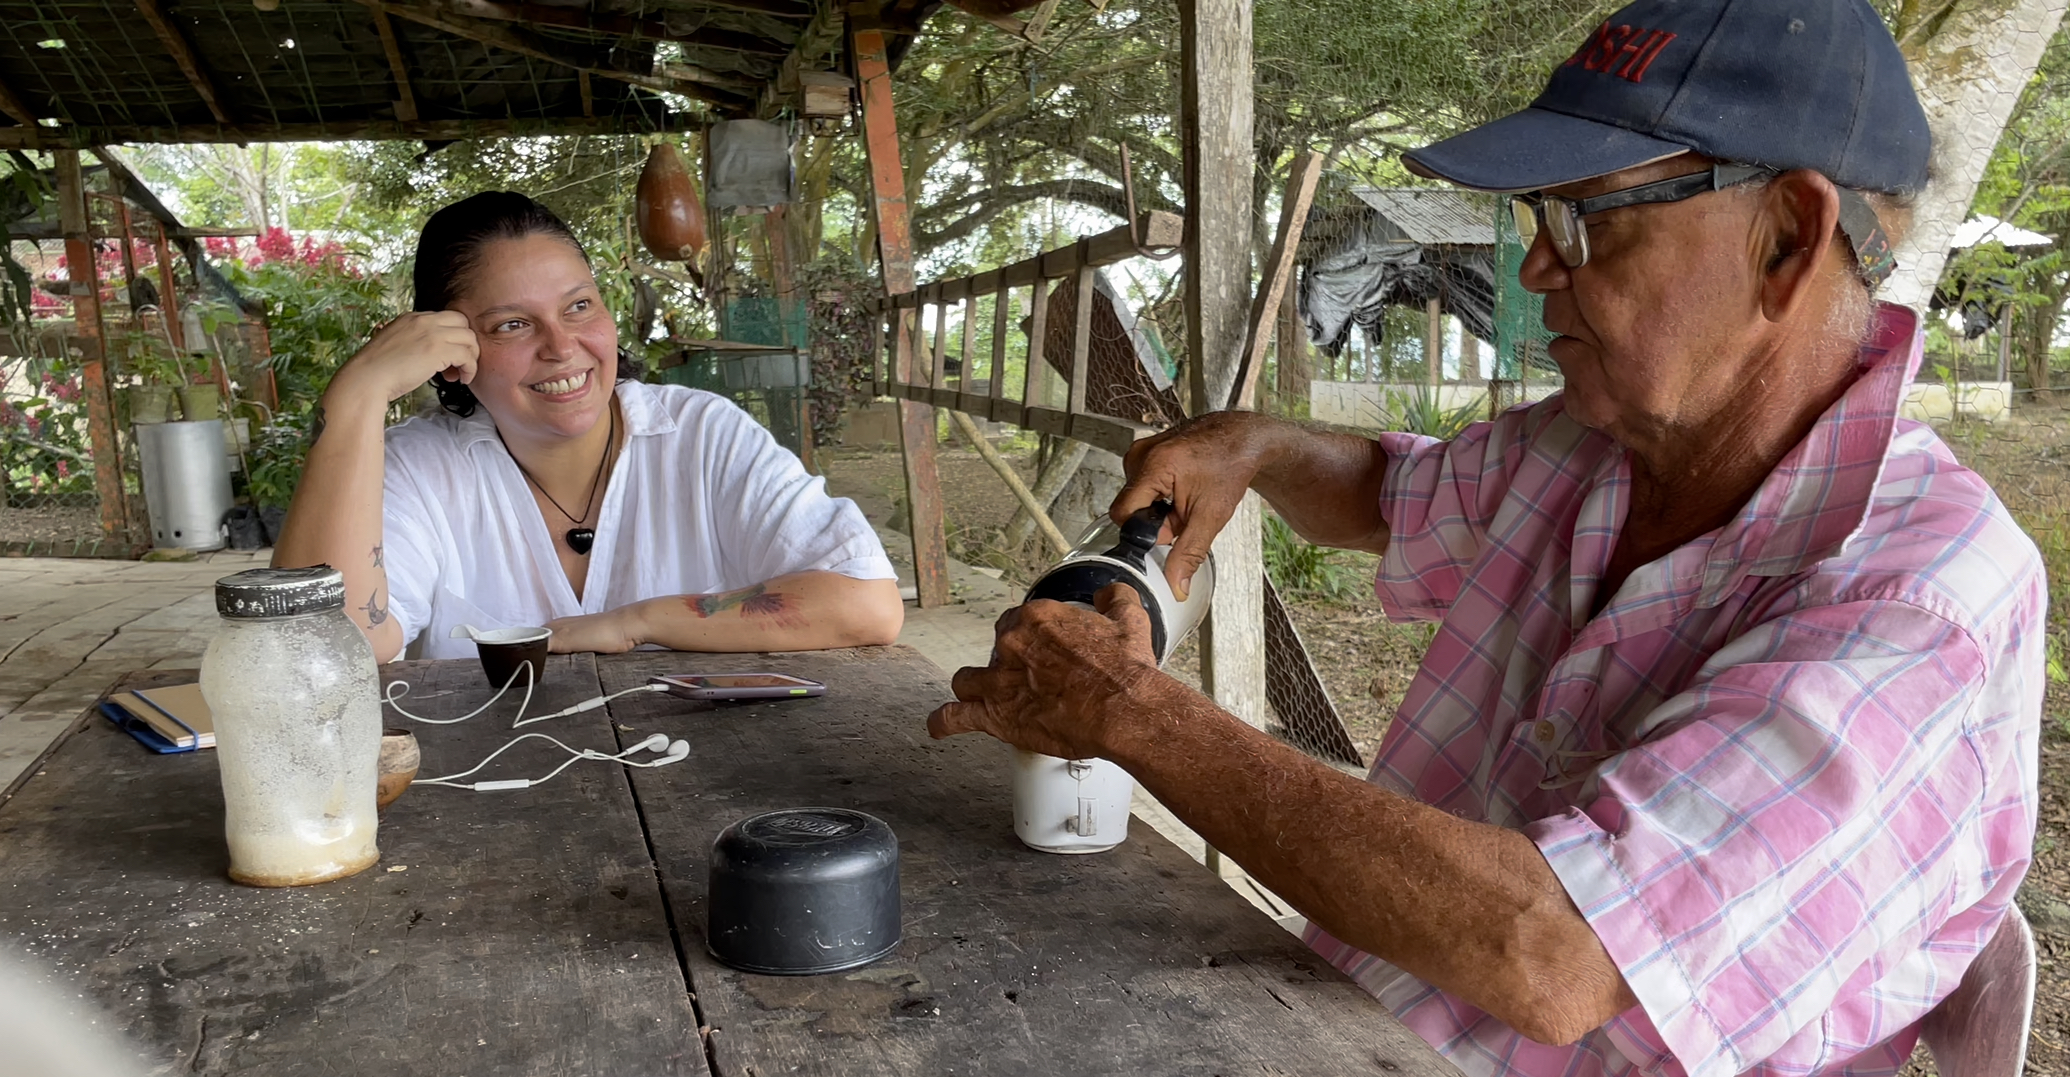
[840,578,905,647]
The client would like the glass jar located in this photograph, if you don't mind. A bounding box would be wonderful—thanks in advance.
[200,566,381,887]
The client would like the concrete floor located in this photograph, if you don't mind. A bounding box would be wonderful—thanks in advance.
[0,537,1296,928]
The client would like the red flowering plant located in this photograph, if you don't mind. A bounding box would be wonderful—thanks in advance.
[0,356,94,498]
[215,228,394,507]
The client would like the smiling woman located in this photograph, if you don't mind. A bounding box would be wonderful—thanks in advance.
[270,192,903,665]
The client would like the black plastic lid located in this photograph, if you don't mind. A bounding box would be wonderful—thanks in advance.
[215,566,347,619]
[707,808,902,976]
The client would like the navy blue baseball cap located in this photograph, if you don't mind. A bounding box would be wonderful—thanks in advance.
[1404,0,1930,195]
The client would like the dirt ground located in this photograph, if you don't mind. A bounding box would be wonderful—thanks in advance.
[0,501,100,546]
[825,402,2070,1065]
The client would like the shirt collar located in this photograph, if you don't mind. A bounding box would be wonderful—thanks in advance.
[453,379,676,450]
[1695,301,1922,606]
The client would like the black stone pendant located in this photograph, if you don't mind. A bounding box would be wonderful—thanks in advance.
[566,527,596,555]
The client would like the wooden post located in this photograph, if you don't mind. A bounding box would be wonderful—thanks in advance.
[1425,296,1442,386]
[1275,288,1309,416]
[1997,307,2012,383]
[853,11,950,607]
[1180,0,1266,733]
[56,150,127,541]
[762,204,812,472]
[1230,150,1322,412]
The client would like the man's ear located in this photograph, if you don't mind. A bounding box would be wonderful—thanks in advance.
[1756,170,1844,324]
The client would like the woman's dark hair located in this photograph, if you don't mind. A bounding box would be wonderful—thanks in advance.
[413,191,641,417]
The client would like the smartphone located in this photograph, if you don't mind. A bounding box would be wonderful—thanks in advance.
[648,673,827,701]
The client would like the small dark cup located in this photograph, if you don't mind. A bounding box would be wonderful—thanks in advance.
[707,808,901,975]
[473,627,551,690]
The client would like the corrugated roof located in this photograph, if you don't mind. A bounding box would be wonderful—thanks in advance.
[1348,188,1497,246]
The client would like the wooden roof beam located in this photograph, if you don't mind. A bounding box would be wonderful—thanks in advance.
[758,5,847,118]
[135,0,235,125]
[372,9,420,123]
[359,0,756,107]
[440,0,797,54]
[0,72,40,130]
[0,116,683,150]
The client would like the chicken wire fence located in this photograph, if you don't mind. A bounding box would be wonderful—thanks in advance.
[0,320,119,555]
[1,229,279,556]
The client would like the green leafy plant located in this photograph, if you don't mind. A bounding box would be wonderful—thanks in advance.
[1263,512,1365,601]
[244,402,316,509]
[1380,385,1482,439]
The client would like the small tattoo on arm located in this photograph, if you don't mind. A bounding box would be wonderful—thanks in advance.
[684,585,805,630]
[361,590,389,627]
[309,405,327,445]
[371,544,384,568]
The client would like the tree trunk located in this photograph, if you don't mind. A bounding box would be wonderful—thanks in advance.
[1000,437,1090,553]
[2021,269,2066,404]
[1882,0,2070,311]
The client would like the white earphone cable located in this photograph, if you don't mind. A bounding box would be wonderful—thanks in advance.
[511,683,670,727]
[415,732,687,791]
[384,661,536,725]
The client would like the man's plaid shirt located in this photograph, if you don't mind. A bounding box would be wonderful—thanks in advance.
[1305,304,2044,1077]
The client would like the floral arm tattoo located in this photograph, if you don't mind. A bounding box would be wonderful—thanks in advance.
[683,584,805,630]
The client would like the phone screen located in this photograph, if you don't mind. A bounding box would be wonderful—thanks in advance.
[686,675,807,689]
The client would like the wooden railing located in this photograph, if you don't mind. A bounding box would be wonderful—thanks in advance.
[871,211,1183,457]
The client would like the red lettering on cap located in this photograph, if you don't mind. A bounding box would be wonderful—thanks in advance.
[1565,22,1678,83]
[1626,30,1677,82]
[1565,22,1619,69]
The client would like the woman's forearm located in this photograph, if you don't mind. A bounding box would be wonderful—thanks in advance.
[270,391,404,662]
[626,572,903,652]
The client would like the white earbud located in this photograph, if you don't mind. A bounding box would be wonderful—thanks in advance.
[415,731,693,790]
[623,738,690,768]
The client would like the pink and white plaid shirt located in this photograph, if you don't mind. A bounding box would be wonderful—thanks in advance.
[1305,303,2044,1077]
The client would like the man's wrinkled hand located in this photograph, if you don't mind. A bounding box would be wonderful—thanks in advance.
[928,584,1162,760]
[1111,410,1283,600]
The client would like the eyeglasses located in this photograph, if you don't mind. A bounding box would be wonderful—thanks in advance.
[1511,162,1898,287]
[1511,163,1774,270]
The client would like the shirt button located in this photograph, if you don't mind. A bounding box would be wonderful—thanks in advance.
[1533,720,1558,744]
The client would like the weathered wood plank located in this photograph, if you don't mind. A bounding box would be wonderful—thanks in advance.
[855,20,949,609]
[870,213,1183,315]
[1232,149,1324,411]
[0,656,706,1076]
[597,648,1451,1077]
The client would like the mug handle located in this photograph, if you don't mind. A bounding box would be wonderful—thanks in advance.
[1069,796,1098,838]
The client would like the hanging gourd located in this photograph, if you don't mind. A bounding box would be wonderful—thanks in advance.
[636,140,706,262]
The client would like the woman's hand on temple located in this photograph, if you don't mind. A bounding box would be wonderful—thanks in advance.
[326,310,481,410]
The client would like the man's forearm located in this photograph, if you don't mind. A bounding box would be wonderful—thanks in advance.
[1250,422,1393,553]
[1107,674,1634,1044]
[271,395,403,661]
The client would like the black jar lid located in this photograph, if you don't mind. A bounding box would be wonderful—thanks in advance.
[215,566,347,619]
[707,807,901,976]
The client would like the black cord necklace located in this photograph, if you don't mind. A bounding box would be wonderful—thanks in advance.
[506,404,616,556]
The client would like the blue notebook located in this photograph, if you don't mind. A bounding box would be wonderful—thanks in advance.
[101,685,212,754]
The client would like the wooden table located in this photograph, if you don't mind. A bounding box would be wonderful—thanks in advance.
[0,647,1454,1076]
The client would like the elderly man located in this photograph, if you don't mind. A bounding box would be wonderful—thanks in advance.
[929,1,2045,1075]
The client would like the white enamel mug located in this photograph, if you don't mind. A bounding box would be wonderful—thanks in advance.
[1011,748,1134,854]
